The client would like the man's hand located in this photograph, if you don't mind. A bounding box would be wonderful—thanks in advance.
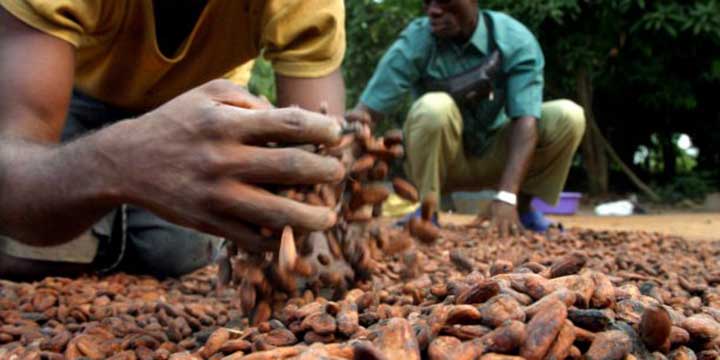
[105,80,345,251]
[345,103,384,126]
[472,201,524,239]
[345,108,372,124]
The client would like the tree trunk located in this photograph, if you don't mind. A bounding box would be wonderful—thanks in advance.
[574,67,662,202]
[576,67,609,195]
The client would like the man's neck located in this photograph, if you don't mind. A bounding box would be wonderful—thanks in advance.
[459,11,479,43]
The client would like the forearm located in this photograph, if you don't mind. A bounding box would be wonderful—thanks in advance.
[276,69,345,117]
[498,116,538,193]
[0,130,124,246]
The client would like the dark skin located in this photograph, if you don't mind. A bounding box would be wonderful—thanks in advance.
[0,6,347,250]
[348,0,538,238]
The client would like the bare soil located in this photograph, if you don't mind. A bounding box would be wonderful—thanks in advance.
[442,212,720,242]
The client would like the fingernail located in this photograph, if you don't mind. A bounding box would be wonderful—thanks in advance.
[327,158,345,183]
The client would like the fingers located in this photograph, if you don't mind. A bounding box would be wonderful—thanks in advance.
[213,144,345,184]
[211,181,336,231]
[222,106,342,146]
[346,109,371,124]
[201,218,278,253]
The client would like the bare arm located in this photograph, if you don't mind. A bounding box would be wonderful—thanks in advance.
[275,68,346,117]
[481,115,538,238]
[0,7,120,245]
[498,116,537,194]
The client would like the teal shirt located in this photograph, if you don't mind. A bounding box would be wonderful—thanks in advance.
[360,9,544,154]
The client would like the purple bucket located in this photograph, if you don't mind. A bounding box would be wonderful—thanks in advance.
[531,192,582,215]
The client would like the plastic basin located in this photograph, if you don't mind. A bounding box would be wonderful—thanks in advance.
[531,192,582,215]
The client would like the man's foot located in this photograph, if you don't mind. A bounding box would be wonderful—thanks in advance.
[519,210,561,232]
[394,207,439,228]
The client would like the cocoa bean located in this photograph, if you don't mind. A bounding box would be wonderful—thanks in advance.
[353,341,389,360]
[392,178,419,203]
[680,314,720,340]
[670,326,690,347]
[427,336,467,360]
[478,355,525,360]
[590,271,616,308]
[278,225,298,278]
[668,346,697,360]
[519,300,567,360]
[372,318,420,360]
[474,320,526,354]
[456,280,500,305]
[301,312,337,335]
[218,339,251,354]
[567,308,614,332]
[440,324,491,340]
[337,302,359,336]
[640,305,672,352]
[585,330,632,360]
[490,260,513,276]
[200,328,230,358]
[548,253,586,278]
[351,154,376,174]
[449,249,474,273]
[409,218,441,244]
[478,295,526,328]
[524,289,576,319]
[544,320,575,360]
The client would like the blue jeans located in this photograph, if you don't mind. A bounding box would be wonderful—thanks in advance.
[64,90,222,278]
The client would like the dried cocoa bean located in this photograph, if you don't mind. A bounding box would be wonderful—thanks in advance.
[519,300,567,360]
[680,314,720,340]
[640,305,672,352]
[548,253,586,278]
[200,328,230,358]
[524,289,576,319]
[449,249,474,273]
[567,308,614,332]
[456,280,500,305]
[372,318,420,360]
[585,330,632,360]
[478,295,525,328]
[301,312,337,335]
[544,320,575,360]
[409,218,441,244]
[392,178,419,203]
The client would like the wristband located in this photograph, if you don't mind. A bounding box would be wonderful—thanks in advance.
[493,190,517,206]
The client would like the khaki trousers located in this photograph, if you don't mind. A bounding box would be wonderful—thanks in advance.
[403,93,586,205]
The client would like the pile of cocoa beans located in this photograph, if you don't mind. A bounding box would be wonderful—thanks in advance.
[215,120,444,326]
[2,224,720,359]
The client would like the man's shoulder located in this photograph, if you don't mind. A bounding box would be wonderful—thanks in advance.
[400,17,433,43]
[483,10,537,45]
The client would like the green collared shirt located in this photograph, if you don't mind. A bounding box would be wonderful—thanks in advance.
[360,9,544,154]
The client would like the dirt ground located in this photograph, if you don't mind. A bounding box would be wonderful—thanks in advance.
[441,212,720,242]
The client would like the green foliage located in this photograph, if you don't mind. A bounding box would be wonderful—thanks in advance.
[248,57,276,104]
[344,0,423,106]
[653,172,715,203]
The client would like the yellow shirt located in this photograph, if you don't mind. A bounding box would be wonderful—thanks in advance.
[0,0,345,111]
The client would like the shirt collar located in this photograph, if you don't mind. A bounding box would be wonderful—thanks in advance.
[468,9,489,55]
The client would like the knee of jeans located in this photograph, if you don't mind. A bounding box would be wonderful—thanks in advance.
[556,99,587,140]
[129,230,219,278]
[408,92,457,132]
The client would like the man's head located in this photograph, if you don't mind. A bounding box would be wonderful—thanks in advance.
[423,0,478,41]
